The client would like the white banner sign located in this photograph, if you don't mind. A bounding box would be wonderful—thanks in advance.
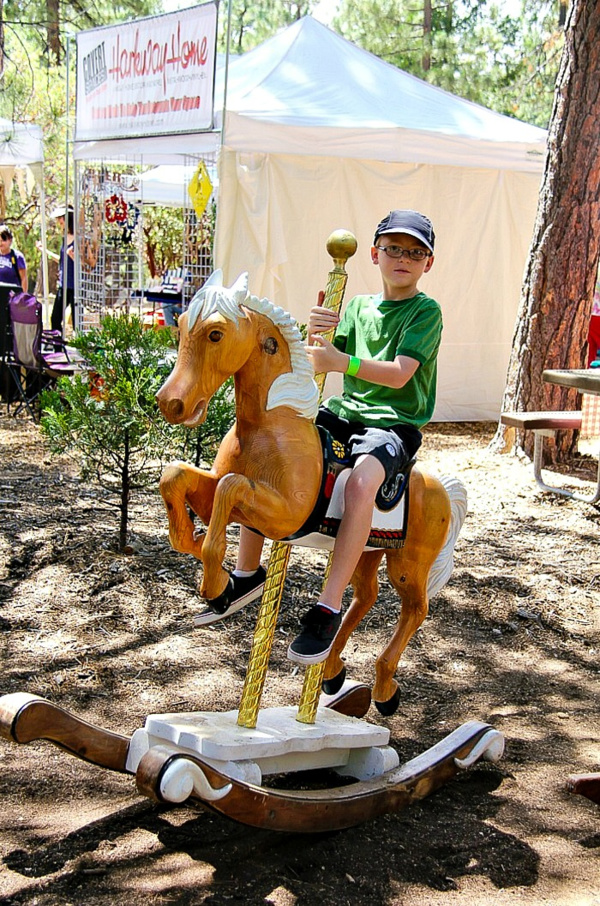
[75,3,218,142]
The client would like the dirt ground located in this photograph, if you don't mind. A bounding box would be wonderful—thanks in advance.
[0,414,599,906]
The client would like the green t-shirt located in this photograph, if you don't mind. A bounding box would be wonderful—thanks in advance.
[324,291,442,429]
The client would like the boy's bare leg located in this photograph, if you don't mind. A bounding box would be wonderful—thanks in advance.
[236,526,265,572]
[287,454,385,664]
[193,526,266,626]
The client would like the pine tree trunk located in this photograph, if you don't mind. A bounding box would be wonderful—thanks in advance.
[422,0,432,72]
[47,0,61,64]
[494,0,600,461]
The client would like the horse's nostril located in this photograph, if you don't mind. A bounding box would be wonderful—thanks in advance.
[159,397,185,421]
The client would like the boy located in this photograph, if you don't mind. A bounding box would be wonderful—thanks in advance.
[195,209,442,666]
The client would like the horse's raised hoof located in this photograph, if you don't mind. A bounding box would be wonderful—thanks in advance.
[322,667,346,696]
[323,682,371,719]
[374,687,401,717]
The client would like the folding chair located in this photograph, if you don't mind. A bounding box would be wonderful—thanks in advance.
[6,290,77,422]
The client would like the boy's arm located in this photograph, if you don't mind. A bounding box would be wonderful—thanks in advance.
[306,335,419,389]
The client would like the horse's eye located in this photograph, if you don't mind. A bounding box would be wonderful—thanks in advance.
[208,330,223,343]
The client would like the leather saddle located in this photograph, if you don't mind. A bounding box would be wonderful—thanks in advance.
[283,426,414,551]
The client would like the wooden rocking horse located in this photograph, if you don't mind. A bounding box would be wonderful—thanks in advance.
[0,232,504,833]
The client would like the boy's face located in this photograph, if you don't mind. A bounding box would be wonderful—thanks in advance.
[371,231,434,299]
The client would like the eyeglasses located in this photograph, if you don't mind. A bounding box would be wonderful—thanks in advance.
[375,245,431,262]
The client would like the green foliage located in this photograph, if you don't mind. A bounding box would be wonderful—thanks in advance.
[219,0,313,53]
[142,207,186,278]
[2,0,160,68]
[40,314,235,550]
[333,0,562,128]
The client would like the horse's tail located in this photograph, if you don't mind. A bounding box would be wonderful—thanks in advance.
[426,475,468,599]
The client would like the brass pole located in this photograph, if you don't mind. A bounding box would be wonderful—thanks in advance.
[237,541,291,728]
[236,230,357,730]
[296,230,357,725]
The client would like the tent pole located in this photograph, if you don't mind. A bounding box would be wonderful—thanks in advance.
[61,35,72,340]
[220,0,233,149]
[39,175,50,326]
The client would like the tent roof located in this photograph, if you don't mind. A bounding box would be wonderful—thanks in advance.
[0,117,44,166]
[224,17,541,140]
[219,17,547,171]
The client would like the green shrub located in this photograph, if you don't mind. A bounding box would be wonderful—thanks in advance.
[40,314,235,551]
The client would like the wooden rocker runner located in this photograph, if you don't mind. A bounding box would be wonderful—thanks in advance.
[0,232,504,832]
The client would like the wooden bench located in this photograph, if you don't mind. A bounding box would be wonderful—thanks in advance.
[500,410,600,505]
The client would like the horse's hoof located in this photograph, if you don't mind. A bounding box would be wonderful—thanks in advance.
[323,682,371,719]
[374,687,401,717]
[204,579,234,615]
[322,666,346,696]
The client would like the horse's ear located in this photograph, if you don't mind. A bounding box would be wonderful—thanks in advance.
[230,272,249,304]
[204,269,224,287]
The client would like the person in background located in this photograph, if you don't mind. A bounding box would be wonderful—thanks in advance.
[46,206,76,334]
[0,225,28,295]
[0,224,28,396]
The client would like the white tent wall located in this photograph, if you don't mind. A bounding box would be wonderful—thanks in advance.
[212,17,547,422]
[216,150,541,421]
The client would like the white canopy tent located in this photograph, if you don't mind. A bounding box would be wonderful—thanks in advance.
[71,15,547,419]
[214,17,548,421]
[137,163,218,207]
[0,117,49,301]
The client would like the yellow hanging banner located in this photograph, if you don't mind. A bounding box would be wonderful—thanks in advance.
[187,161,213,218]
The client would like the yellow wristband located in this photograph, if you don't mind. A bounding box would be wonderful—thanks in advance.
[346,355,361,377]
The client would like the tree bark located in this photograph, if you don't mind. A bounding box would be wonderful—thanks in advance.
[494,0,600,460]
[47,0,61,64]
[423,0,432,71]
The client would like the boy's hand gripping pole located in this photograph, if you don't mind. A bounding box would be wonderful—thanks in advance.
[312,231,358,398]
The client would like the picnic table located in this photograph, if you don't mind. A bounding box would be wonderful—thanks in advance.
[501,368,600,505]
[543,367,600,396]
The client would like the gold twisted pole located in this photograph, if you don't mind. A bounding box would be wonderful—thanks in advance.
[237,540,291,727]
[236,230,357,730]
[297,230,357,725]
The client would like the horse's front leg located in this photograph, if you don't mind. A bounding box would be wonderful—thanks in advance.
[199,472,260,600]
[159,461,219,559]
[200,473,295,601]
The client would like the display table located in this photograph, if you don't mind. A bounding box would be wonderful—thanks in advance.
[539,369,600,504]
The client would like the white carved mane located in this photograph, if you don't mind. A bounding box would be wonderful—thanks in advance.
[187,270,319,420]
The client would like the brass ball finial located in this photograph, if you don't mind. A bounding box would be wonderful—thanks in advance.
[326,230,358,263]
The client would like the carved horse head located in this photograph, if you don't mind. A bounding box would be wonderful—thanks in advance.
[156,270,319,428]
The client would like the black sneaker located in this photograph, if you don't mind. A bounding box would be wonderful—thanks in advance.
[287,605,342,665]
[193,566,267,626]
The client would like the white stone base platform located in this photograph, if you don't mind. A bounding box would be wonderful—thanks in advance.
[126,705,399,786]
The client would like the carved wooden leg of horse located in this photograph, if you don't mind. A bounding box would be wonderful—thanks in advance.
[200,473,303,601]
[159,462,218,558]
[324,550,384,688]
[372,472,451,713]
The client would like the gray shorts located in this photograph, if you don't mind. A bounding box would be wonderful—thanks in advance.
[316,407,421,487]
